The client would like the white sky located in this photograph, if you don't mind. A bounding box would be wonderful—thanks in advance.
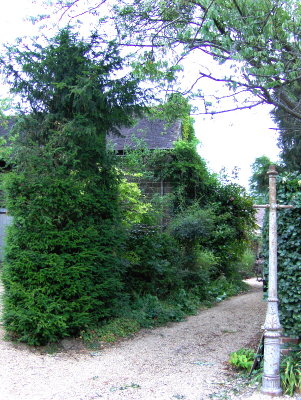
[0,0,281,190]
[194,106,280,189]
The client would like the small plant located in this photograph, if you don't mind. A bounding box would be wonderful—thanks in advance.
[110,383,141,392]
[229,348,256,372]
[81,318,140,346]
[281,349,301,396]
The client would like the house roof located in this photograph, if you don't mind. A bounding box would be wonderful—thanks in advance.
[107,118,182,151]
[0,117,183,151]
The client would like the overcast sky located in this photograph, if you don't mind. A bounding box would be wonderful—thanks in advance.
[194,106,280,189]
[0,0,281,190]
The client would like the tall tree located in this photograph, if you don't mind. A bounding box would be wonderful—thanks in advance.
[0,28,145,345]
[115,0,301,118]
[249,156,274,202]
[36,0,301,119]
[271,82,301,171]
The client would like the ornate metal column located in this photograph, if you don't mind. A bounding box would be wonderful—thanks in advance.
[254,165,293,396]
[261,165,282,395]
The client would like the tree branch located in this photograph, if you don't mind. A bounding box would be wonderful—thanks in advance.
[195,100,265,115]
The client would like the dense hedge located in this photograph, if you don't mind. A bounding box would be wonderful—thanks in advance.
[3,155,123,345]
[262,173,301,338]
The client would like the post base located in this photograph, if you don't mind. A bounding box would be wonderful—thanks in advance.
[261,375,282,397]
[261,389,283,397]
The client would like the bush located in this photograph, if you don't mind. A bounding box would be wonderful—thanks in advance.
[1,29,145,345]
[229,348,256,371]
[122,224,182,297]
[234,248,256,279]
[168,206,215,244]
[207,275,247,303]
[2,164,123,345]
[168,206,217,282]
[128,294,186,328]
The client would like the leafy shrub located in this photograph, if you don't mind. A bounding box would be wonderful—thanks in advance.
[168,206,215,244]
[234,248,256,279]
[119,133,255,283]
[122,224,183,297]
[169,288,202,314]
[229,348,256,371]
[207,275,247,303]
[168,206,217,284]
[118,177,154,226]
[127,294,186,328]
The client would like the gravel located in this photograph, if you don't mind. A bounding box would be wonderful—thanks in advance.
[0,279,299,400]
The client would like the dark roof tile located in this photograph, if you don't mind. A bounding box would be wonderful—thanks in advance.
[107,118,182,151]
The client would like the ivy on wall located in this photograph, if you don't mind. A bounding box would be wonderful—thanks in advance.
[262,173,301,337]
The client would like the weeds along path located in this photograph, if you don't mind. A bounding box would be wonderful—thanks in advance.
[0,279,267,400]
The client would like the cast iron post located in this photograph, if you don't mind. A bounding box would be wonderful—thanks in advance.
[254,165,293,396]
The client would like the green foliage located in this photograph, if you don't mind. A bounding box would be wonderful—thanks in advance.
[0,98,13,124]
[122,224,182,297]
[234,248,256,279]
[205,184,255,279]
[118,177,154,226]
[262,172,301,337]
[181,114,195,142]
[229,348,256,371]
[169,206,215,244]
[1,28,146,345]
[271,82,301,171]
[81,318,140,345]
[168,205,218,279]
[0,25,256,345]
[110,0,301,119]
[281,349,301,396]
[149,94,197,142]
[121,134,255,282]
[147,140,216,210]
[207,275,247,303]
[2,157,124,345]
[249,156,273,202]
[35,0,301,120]
[127,294,187,328]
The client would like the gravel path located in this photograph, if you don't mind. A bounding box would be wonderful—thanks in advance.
[0,279,297,400]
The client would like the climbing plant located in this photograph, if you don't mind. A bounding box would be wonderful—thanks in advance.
[262,172,301,338]
[120,128,255,282]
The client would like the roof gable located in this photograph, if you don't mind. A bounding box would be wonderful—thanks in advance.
[0,117,183,151]
[107,118,182,151]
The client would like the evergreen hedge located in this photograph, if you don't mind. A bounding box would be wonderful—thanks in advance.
[1,29,144,345]
[3,145,124,345]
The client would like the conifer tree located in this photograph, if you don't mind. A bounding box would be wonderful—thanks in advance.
[1,28,144,345]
